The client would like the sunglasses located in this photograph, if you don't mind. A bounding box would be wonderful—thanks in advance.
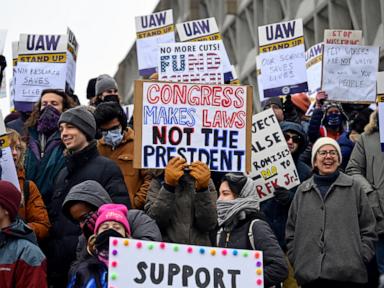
[284,134,302,143]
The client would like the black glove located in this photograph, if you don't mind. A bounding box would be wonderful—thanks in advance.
[273,187,291,205]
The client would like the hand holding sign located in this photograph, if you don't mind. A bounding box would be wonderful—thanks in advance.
[190,161,211,191]
[315,91,328,108]
[165,157,187,186]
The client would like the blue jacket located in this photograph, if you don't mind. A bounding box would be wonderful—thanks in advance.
[260,121,312,250]
[337,131,355,171]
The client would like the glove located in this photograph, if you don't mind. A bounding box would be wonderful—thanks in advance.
[315,91,328,108]
[165,157,187,187]
[190,161,211,191]
[80,211,99,239]
[273,187,291,205]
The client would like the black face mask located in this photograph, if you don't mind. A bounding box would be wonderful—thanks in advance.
[95,229,122,252]
[95,94,119,106]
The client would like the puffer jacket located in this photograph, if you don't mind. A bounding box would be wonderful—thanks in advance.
[286,172,377,285]
[44,141,131,287]
[145,172,217,245]
[217,213,288,287]
[24,128,66,205]
[261,121,312,250]
[346,110,384,235]
[17,168,51,242]
[97,127,152,209]
[0,219,47,288]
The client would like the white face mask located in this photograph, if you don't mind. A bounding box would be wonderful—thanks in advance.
[102,127,123,147]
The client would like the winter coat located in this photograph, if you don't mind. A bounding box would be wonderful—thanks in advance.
[337,131,355,171]
[307,108,342,143]
[44,141,131,286]
[24,128,66,204]
[67,257,107,288]
[17,168,51,242]
[261,121,312,250]
[145,173,217,245]
[0,219,47,288]
[217,213,288,287]
[286,172,377,285]
[97,127,152,209]
[346,110,384,235]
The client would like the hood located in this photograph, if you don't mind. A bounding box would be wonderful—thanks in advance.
[62,180,112,221]
[364,109,378,135]
[280,121,308,155]
[0,218,37,246]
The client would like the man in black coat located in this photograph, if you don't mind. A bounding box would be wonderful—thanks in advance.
[44,105,131,288]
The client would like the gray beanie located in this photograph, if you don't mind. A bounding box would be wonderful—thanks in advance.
[59,106,96,140]
[95,74,118,96]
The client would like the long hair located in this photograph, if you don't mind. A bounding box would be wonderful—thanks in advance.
[6,128,26,169]
[24,89,77,129]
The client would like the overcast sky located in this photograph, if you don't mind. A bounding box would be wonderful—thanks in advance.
[0,0,158,116]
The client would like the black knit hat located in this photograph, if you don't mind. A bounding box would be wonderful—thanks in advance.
[222,173,248,196]
[59,106,96,140]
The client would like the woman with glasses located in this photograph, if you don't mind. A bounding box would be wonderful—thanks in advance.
[23,89,76,206]
[286,137,377,287]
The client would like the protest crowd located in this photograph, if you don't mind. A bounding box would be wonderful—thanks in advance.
[1,11,384,288]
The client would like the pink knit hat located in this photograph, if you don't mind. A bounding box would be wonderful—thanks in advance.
[94,204,130,236]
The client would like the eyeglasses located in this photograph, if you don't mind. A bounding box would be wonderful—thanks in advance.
[100,125,121,133]
[284,134,302,143]
[317,150,338,157]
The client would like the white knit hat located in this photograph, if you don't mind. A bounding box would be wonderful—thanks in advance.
[311,137,342,168]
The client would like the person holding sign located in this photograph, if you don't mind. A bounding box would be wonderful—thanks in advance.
[0,180,47,288]
[67,203,131,288]
[145,157,217,246]
[24,89,76,205]
[216,173,288,287]
[286,137,376,287]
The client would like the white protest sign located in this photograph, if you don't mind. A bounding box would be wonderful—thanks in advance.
[305,43,323,97]
[159,41,224,84]
[0,110,5,135]
[249,109,300,202]
[258,19,304,52]
[0,30,7,99]
[324,29,362,45]
[377,71,384,95]
[135,9,175,76]
[0,30,6,53]
[322,44,379,102]
[176,18,233,82]
[108,237,265,288]
[134,80,252,172]
[378,96,384,151]
[14,34,68,103]
[122,104,134,122]
[9,41,18,107]
[259,45,307,97]
[66,28,78,93]
[256,56,265,102]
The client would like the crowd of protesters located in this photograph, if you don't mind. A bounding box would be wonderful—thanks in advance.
[0,54,383,288]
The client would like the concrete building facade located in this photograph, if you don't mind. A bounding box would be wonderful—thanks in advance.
[115,0,384,110]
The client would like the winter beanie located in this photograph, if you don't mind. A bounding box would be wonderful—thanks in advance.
[291,93,311,113]
[0,180,21,221]
[262,97,283,110]
[222,173,248,196]
[94,204,130,236]
[59,106,96,140]
[311,137,342,168]
[95,74,118,96]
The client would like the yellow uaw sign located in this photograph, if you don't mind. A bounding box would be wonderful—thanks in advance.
[190,33,222,42]
[136,24,174,39]
[377,96,384,103]
[0,134,10,149]
[18,53,67,63]
[306,54,322,69]
[259,36,304,53]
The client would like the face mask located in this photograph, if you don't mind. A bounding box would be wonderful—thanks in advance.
[37,105,61,135]
[325,113,342,129]
[102,127,123,148]
[95,94,119,106]
[95,229,122,266]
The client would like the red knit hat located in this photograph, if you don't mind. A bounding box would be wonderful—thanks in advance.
[291,93,311,113]
[0,180,21,220]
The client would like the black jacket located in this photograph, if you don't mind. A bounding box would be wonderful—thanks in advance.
[44,141,130,287]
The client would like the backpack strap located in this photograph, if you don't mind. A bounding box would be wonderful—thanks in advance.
[23,180,30,204]
[248,219,261,250]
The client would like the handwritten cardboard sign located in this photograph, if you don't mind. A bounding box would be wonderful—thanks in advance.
[305,43,323,97]
[322,44,379,102]
[135,9,175,76]
[249,109,300,202]
[176,18,233,82]
[14,34,68,103]
[324,29,362,45]
[108,238,265,288]
[159,41,224,84]
[133,80,252,172]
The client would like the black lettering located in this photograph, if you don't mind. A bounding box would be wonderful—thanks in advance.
[167,263,180,285]
[228,270,241,288]
[213,268,225,288]
[182,265,194,286]
[134,261,148,284]
[195,267,210,288]
[150,263,164,284]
